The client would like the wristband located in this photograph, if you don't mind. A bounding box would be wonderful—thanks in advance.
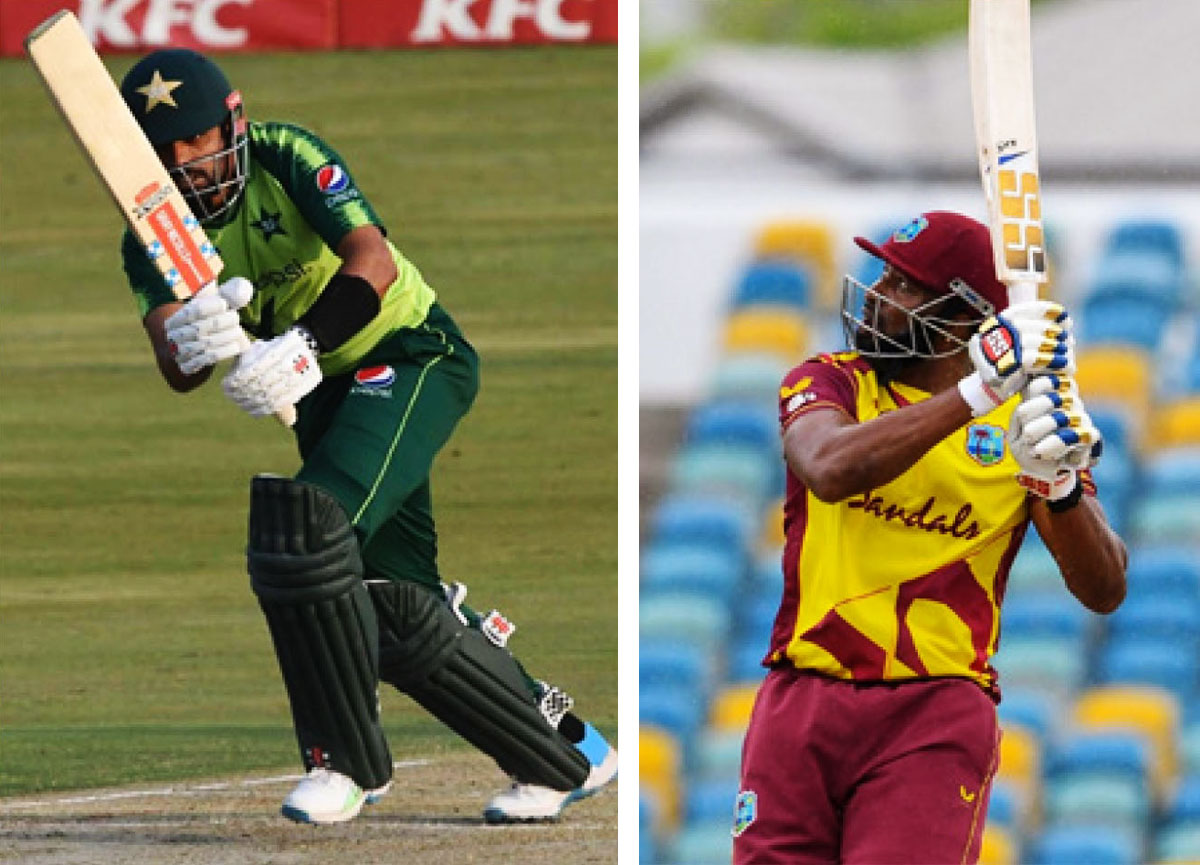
[295,273,381,354]
[957,372,1001,417]
[1046,473,1084,513]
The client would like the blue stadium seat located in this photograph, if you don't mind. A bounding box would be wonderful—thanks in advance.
[1089,404,1135,456]
[649,495,756,563]
[1043,774,1150,833]
[1006,538,1064,596]
[1081,290,1173,351]
[1184,722,1200,775]
[736,592,780,641]
[1001,595,1092,642]
[731,259,812,311]
[1128,492,1200,550]
[987,778,1020,830]
[1167,774,1200,824]
[1126,546,1200,602]
[1046,731,1151,784]
[692,727,746,783]
[1088,247,1184,303]
[994,636,1087,699]
[1105,594,1200,648]
[639,794,658,864]
[640,592,732,652]
[710,352,791,407]
[1102,218,1186,274]
[640,688,707,760]
[728,635,768,684]
[669,820,734,865]
[998,688,1057,744]
[685,777,740,824]
[1143,448,1200,496]
[640,544,743,606]
[686,402,779,455]
[640,639,714,701]
[671,443,776,512]
[1027,824,1141,865]
[1095,637,1200,701]
[749,550,785,595]
[1155,824,1200,864]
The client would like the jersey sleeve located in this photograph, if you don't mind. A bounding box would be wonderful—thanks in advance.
[122,228,177,317]
[779,356,858,431]
[249,122,385,250]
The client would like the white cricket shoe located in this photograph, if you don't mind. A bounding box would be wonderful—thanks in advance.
[281,768,368,825]
[483,724,618,824]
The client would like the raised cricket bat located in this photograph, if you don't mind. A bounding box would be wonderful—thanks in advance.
[969,0,1048,306]
[24,10,295,427]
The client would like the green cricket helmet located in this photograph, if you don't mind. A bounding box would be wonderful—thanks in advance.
[119,49,248,223]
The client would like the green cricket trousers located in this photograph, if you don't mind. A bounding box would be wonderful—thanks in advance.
[292,302,477,592]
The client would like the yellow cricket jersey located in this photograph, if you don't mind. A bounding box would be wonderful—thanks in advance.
[766,351,1095,698]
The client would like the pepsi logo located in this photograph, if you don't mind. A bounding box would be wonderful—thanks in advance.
[316,164,350,194]
[354,365,395,388]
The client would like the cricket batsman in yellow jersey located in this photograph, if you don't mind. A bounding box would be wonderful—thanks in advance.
[732,211,1127,864]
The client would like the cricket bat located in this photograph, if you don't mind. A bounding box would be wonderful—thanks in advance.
[24,10,295,427]
[969,0,1048,306]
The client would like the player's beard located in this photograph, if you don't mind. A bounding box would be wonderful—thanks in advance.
[853,321,935,384]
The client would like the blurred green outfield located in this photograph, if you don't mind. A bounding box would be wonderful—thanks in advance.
[0,46,616,794]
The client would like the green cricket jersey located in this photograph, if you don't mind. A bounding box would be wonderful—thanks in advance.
[123,121,437,376]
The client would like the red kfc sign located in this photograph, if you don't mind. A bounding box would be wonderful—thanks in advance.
[0,0,616,55]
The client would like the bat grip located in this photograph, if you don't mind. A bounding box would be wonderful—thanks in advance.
[1007,280,1040,306]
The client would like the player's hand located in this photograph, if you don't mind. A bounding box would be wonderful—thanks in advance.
[1008,374,1102,500]
[164,277,255,375]
[221,327,322,417]
[959,301,1075,416]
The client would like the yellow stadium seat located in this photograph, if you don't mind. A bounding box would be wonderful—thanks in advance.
[760,497,785,550]
[1074,346,1153,444]
[640,725,682,830]
[1073,684,1180,801]
[1148,396,1200,450]
[723,309,808,361]
[753,220,839,311]
[709,683,760,732]
[978,823,1018,865]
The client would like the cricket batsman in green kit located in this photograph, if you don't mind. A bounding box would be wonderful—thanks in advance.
[116,48,616,826]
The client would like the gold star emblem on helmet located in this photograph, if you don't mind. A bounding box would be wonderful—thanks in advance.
[136,69,183,113]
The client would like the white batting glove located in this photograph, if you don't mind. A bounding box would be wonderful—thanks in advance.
[164,277,255,375]
[221,327,322,417]
[958,301,1075,416]
[1008,375,1102,500]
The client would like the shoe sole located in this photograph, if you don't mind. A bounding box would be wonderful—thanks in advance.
[281,792,367,825]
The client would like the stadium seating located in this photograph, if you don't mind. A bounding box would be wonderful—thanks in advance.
[722,308,809,360]
[752,219,838,310]
[730,259,812,311]
[641,210,1200,864]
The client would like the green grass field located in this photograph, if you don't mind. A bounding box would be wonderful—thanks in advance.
[0,46,615,795]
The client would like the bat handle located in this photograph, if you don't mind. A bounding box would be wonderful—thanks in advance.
[1007,280,1040,306]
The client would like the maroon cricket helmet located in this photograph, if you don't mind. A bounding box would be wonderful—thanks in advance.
[854,211,1009,314]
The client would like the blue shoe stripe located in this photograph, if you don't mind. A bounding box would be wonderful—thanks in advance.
[575,723,611,766]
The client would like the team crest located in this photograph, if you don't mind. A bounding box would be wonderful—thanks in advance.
[966,423,1005,466]
[892,216,929,243]
[733,790,757,837]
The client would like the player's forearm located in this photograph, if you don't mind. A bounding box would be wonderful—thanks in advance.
[787,388,974,502]
[1033,496,1127,614]
[336,226,396,297]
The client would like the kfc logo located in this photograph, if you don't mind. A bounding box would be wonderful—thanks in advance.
[412,0,592,43]
[78,0,252,48]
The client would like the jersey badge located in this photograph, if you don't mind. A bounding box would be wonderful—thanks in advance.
[781,376,815,413]
[733,790,758,837]
[316,163,350,194]
[892,216,929,243]
[351,365,395,397]
[965,422,1005,467]
[250,208,287,241]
